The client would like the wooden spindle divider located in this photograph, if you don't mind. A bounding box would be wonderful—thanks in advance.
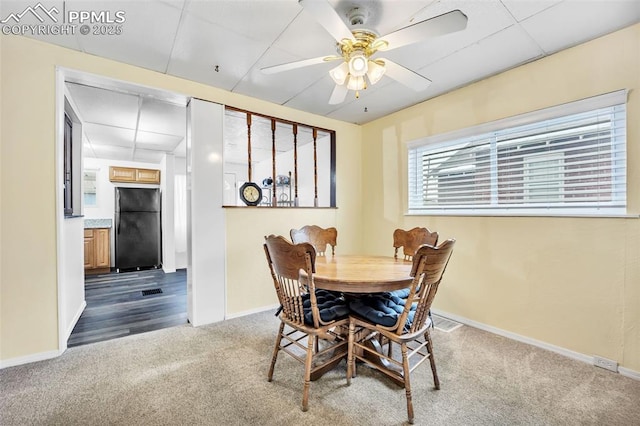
[313,128,318,207]
[271,119,277,207]
[293,124,299,207]
[246,113,252,182]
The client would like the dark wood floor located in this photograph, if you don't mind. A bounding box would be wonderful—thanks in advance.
[68,268,187,347]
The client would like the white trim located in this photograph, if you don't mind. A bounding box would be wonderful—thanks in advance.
[619,367,640,381]
[64,300,87,341]
[224,304,280,320]
[0,350,63,370]
[55,67,67,355]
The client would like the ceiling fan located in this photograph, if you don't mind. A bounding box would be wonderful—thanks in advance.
[261,0,468,105]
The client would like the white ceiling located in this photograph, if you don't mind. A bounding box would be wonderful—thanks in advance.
[6,0,639,163]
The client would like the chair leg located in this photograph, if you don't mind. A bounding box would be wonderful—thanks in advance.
[346,321,355,385]
[302,333,314,412]
[401,343,415,424]
[425,331,440,390]
[268,322,285,382]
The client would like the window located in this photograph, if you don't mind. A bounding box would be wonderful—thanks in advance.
[83,170,97,206]
[408,90,627,216]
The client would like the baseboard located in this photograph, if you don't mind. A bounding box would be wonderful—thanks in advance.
[431,309,594,366]
[0,349,63,370]
[64,300,87,342]
[619,367,640,380]
[225,303,280,320]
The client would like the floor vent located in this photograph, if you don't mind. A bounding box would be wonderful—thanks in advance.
[432,314,463,332]
[142,288,163,296]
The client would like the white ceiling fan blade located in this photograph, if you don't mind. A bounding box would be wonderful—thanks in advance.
[382,59,432,91]
[299,0,355,43]
[329,83,349,105]
[261,56,340,74]
[377,9,468,52]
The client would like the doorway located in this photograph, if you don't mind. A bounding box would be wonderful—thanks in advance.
[58,69,192,347]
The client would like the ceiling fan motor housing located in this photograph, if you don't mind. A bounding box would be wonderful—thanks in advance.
[348,7,368,26]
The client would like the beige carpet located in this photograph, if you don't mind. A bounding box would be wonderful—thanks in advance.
[1,310,639,425]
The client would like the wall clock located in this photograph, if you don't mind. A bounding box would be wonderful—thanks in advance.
[239,182,262,206]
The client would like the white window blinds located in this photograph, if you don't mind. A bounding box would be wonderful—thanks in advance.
[408,90,627,216]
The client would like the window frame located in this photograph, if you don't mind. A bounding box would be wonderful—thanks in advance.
[407,90,630,218]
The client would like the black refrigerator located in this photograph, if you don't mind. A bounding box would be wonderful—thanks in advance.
[115,187,162,272]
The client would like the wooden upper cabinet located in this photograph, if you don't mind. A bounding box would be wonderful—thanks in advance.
[109,166,160,184]
[136,168,161,184]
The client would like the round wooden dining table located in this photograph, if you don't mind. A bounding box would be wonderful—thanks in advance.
[312,255,414,293]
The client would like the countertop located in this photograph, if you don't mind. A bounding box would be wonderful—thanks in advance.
[84,218,112,229]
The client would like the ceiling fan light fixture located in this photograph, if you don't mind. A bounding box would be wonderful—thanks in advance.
[348,50,368,77]
[366,60,386,85]
[347,75,366,91]
[329,62,349,85]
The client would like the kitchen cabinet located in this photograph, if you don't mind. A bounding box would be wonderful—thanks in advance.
[84,228,110,274]
[109,166,160,184]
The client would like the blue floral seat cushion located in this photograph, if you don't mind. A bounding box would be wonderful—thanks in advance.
[349,293,417,328]
[302,290,349,325]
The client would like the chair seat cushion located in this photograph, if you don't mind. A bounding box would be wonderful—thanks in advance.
[349,293,416,328]
[302,290,349,325]
[389,288,410,299]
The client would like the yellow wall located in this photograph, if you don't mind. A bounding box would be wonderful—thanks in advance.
[360,24,640,372]
[0,35,361,361]
[2,24,639,374]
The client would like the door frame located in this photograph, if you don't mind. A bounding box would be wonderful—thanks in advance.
[54,67,227,353]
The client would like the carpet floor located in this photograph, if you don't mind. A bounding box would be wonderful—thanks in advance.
[2,310,639,425]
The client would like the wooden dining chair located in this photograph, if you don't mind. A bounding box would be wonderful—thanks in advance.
[347,239,456,425]
[264,235,349,412]
[393,227,439,260]
[290,225,337,256]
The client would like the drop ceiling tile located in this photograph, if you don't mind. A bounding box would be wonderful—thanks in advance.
[500,0,562,22]
[138,99,186,137]
[135,131,183,151]
[415,24,543,101]
[69,0,182,73]
[67,83,140,128]
[133,148,166,164]
[186,0,300,43]
[520,0,640,54]
[327,81,422,124]
[84,123,135,148]
[283,75,347,117]
[167,13,270,91]
[270,8,343,59]
[382,0,516,72]
[234,47,336,105]
[90,144,133,161]
[422,23,543,94]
